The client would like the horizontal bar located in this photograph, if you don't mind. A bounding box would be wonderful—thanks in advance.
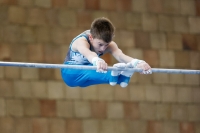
[0,61,200,74]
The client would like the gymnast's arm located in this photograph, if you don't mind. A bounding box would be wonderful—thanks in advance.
[72,37,98,63]
[107,41,134,63]
[72,37,107,72]
[108,41,152,74]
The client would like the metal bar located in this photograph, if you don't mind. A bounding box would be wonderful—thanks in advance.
[0,61,200,74]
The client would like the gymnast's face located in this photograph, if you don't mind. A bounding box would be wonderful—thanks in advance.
[89,35,109,55]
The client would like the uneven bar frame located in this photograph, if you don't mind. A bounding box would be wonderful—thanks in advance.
[0,61,200,74]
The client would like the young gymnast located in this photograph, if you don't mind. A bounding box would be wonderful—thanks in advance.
[61,17,152,88]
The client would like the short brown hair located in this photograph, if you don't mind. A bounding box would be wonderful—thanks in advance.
[90,17,115,43]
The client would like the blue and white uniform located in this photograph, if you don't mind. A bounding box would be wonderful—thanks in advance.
[61,30,132,88]
[61,30,112,87]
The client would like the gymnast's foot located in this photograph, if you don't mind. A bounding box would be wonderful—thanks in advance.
[109,63,127,86]
[119,70,134,88]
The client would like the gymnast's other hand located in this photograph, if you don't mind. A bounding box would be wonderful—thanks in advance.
[136,61,152,74]
[127,59,152,74]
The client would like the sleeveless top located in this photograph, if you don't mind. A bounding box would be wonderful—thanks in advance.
[64,30,103,65]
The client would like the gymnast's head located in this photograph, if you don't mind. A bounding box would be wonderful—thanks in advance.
[90,17,115,43]
[89,17,115,54]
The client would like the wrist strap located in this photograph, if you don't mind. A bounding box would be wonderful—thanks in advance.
[131,59,140,68]
[92,57,103,66]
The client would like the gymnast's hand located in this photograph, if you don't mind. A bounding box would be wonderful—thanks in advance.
[92,57,107,73]
[127,59,152,74]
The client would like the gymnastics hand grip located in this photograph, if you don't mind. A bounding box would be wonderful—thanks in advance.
[92,57,107,73]
[127,59,152,74]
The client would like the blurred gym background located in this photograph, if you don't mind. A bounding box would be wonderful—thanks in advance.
[0,0,199,133]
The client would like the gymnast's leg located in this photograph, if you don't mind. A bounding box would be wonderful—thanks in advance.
[61,63,134,88]
[61,68,112,87]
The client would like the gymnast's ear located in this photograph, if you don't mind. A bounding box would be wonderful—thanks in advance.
[89,34,93,40]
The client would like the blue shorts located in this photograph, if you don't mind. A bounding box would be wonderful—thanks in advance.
[61,65,111,87]
[61,64,132,88]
